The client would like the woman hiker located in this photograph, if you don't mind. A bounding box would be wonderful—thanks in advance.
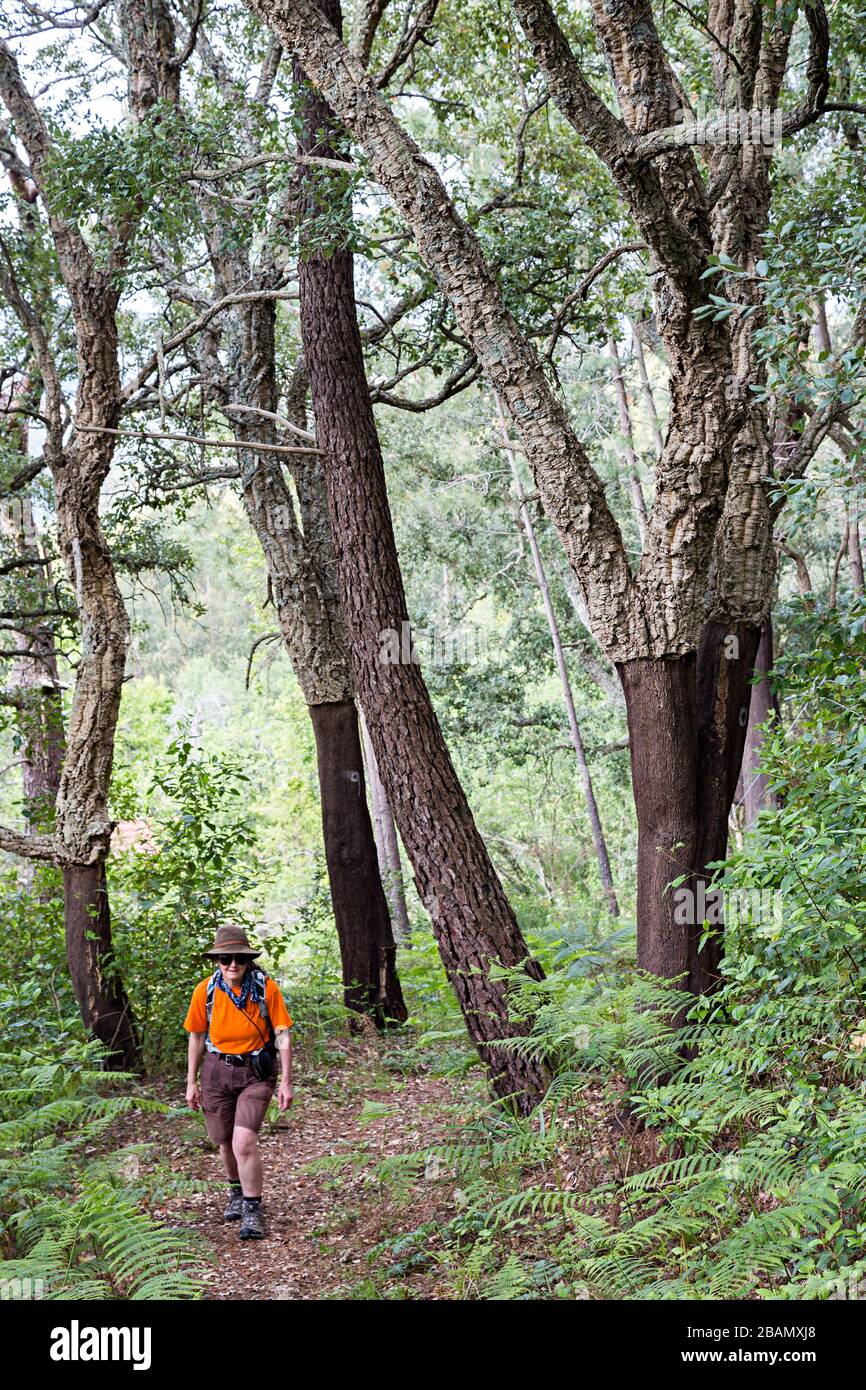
[184,925,293,1239]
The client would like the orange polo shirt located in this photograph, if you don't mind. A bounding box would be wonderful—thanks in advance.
[184,974,292,1054]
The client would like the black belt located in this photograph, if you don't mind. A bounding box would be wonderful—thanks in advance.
[212,1051,254,1067]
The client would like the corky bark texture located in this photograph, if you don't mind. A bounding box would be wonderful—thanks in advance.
[242,0,853,999]
[292,0,550,1111]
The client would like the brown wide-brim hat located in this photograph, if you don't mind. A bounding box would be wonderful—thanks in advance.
[203,925,262,959]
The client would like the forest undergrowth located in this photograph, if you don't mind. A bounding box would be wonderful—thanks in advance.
[2,608,866,1300]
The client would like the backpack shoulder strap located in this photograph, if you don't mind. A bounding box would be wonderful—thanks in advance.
[252,967,273,1039]
[204,967,273,1053]
[204,971,219,1052]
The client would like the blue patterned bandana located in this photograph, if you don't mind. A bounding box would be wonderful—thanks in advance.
[213,964,264,1013]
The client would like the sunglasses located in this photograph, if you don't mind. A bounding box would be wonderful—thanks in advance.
[218,954,250,965]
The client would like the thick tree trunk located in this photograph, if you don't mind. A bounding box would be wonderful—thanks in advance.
[53,468,141,1068]
[63,862,139,1070]
[293,0,550,1111]
[618,622,760,995]
[308,699,407,1022]
[358,707,412,944]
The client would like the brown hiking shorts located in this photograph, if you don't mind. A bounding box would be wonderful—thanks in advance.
[200,1051,275,1144]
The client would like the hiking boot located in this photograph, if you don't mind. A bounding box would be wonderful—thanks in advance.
[223,1189,244,1221]
[239,1200,266,1239]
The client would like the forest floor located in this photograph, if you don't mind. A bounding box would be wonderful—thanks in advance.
[103,1029,660,1300]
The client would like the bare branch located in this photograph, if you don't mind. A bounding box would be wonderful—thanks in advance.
[72,423,323,455]
[370,355,482,410]
[375,0,440,91]
[351,0,391,65]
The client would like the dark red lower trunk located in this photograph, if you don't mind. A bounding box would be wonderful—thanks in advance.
[617,623,761,996]
[63,862,140,1070]
[307,698,407,1025]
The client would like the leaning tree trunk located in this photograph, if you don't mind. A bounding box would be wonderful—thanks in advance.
[293,1,549,1112]
[308,698,407,1022]
[618,622,761,996]
[199,244,408,1023]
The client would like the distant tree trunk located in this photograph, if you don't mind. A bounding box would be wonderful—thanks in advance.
[497,395,619,915]
[63,863,139,1070]
[13,629,64,831]
[629,320,665,459]
[741,619,780,830]
[813,302,864,597]
[1,382,65,839]
[848,519,865,597]
[359,707,411,944]
[606,332,648,545]
[11,623,65,902]
[293,0,550,1112]
[308,699,407,1021]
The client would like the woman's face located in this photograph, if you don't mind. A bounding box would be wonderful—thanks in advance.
[219,956,250,990]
